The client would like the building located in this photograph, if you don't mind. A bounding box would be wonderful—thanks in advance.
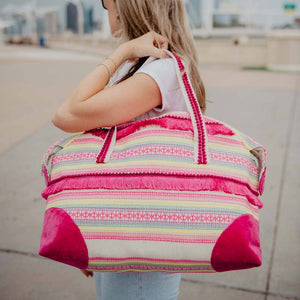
[5,15,23,35]
[185,0,201,28]
[1,0,299,39]
[43,9,59,35]
[1,3,59,38]
[1,3,37,36]
[65,0,91,35]
[66,2,79,33]
[37,8,59,36]
[83,3,93,34]
[98,0,300,38]
[189,0,300,37]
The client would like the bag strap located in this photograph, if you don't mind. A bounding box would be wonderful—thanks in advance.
[163,50,208,164]
[97,50,208,165]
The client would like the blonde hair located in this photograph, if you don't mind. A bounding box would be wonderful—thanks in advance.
[114,0,206,113]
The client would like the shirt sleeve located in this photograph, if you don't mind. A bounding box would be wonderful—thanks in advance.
[134,57,178,112]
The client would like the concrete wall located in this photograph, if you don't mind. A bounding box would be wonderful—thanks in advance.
[267,30,300,72]
[194,38,267,67]
[45,30,300,71]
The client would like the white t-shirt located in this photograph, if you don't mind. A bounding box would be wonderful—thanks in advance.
[106,57,189,122]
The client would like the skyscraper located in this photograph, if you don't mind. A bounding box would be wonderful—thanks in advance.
[83,3,93,34]
[66,2,78,33]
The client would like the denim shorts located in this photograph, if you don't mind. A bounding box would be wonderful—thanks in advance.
[94,271,182,300]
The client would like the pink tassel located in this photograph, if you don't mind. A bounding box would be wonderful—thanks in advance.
[86,115,234,140]
[42,174,263,208]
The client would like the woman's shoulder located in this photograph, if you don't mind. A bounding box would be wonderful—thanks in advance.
[135,57,179,87]
[136,57,180,93]
[137,57,175,73]
[109,55,185,88]
[136,55,187,78]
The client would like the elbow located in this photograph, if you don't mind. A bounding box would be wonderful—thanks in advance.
[52,111,67,131]
[52,111,79,133]
[51,112,63,130]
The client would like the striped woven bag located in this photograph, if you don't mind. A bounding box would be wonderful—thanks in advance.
[39,50,267,273]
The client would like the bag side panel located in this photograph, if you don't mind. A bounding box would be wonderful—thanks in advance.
[39,207,89,269]
[211,214,261,272]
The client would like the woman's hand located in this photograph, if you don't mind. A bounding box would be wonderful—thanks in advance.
[122,31,169,62]
[80,269,93,278]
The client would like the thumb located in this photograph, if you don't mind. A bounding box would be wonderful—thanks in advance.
[153,47,168,59]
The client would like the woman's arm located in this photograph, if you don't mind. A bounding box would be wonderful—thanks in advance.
[52,31,169,133]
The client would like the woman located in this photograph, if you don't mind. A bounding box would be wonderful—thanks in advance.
[52,0,206,299]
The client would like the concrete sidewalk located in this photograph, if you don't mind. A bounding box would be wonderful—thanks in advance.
[0,44,299,300]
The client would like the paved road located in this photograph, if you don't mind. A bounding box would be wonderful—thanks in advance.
[0,44,299,300]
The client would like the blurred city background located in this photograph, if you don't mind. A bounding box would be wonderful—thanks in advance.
[0,1,299,300]
[1,0,300,38]
[0,0,300,71]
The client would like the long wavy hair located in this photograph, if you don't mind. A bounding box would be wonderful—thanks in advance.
[113,0,206,113]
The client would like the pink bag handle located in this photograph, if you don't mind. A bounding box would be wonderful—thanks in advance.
[97,50,208,165]
[165,50,208,164]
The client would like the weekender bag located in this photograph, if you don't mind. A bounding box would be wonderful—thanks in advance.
[39,50,267,273]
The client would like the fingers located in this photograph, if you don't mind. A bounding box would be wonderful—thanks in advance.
[151,31,169,50]
[153,47,169,59]
[127,30,169,60]
[149,31,169,59]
